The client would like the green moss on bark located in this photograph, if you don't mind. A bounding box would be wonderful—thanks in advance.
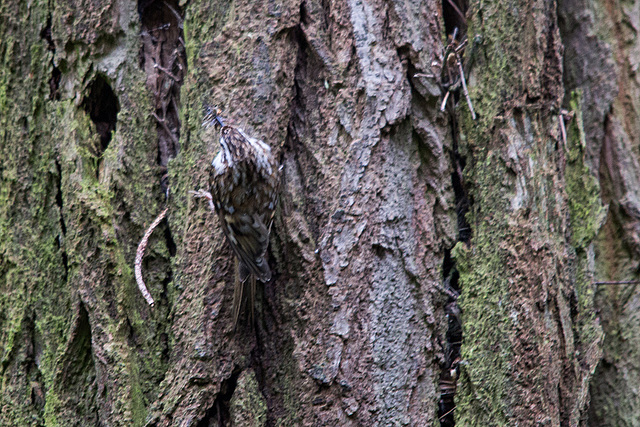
[453,154,512,425]
[229,370,268,426]
[455,0,604,422]
[1,0,173,425]
[565,91,607,250]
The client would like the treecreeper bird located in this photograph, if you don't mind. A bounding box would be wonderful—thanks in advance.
[194,107,280,327]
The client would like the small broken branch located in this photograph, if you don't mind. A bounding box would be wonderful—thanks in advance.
[434,281,460,299]
[440,91,451,112]
[422,30,477,119]
[135,207,169,306]
[189,189,216,212]
[154,63,181,82]
[559,114,567,151]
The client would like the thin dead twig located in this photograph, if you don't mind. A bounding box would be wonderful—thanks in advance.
[154,63,181,82]
[439,406,456,421]
[594,280,640,285]
[440,91,451,112]
[456,53,476,120]
[559,114,567,151]
[151,112,180,146]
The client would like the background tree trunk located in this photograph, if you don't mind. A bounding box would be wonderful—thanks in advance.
[0,0,638,426]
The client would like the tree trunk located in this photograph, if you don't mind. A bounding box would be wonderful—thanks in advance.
[0,0,638,426]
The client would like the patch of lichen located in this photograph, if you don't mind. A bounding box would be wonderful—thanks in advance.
[454,1,570,423]
[564,89,605,379]
[455,7,607,415]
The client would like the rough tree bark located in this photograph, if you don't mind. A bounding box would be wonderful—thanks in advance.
[0,0,639,426]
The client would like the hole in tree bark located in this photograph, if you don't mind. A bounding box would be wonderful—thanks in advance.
[49,66,62,101]
[82,74,120,157]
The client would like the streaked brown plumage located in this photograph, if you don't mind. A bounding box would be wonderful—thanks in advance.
[204,108,279,326]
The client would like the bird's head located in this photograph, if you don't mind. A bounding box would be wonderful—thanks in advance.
[203,105,225,129]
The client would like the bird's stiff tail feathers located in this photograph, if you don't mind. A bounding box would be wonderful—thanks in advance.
[232,259,256,329]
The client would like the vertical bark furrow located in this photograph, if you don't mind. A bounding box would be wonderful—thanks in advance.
[454,0,606,424]
[139,0,186,194]
[559,0,640,422]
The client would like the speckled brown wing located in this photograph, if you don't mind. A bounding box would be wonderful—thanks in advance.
[210,127,279,282]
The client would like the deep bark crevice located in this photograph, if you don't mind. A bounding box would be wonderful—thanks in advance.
[442,0,468,37]
[40,11,61,101]
[138,0,186,196]
[400,7,467,423]
[438,131,467,425]
[436,2,472,424]
[196,368,242,427]
[438,240,463,427]
[54,159,69,282]
[437,123,469,427]
[56,303,99,425]
[450,133,471,244]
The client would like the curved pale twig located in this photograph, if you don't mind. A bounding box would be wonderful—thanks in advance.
[134,207,169,306]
